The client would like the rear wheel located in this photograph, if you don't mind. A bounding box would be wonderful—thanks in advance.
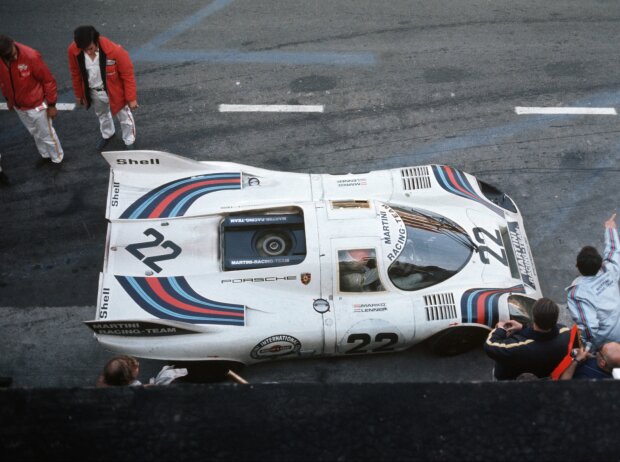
[426,326,489,356]
[173,360,246,383]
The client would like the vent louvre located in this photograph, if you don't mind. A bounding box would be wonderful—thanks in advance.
[424,293,457,321]
[401,166,431,191]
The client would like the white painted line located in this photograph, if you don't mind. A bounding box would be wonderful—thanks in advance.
[219,104,324,113]
[0,103,76,110]
[515,106,617,115]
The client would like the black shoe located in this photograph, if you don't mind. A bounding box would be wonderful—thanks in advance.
[125,143,136,150]
[97,134,115,151]
[36,157,51,168]
[0,171,10,186]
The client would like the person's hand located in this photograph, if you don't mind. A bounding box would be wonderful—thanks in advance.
[573,347,589,364]
[497,320,523,336]
[77,98,85,106]
[128,100,139,110]
[605,213,617,229]
[7,104,14,111]
[46,106,58,119]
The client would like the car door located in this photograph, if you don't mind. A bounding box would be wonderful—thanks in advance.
[329,239,415,356]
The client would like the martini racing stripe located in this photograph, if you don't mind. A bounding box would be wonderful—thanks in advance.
[116,276,245,325]
[432,166,504,217]
[460,285,525,327]
[120,173,241,219]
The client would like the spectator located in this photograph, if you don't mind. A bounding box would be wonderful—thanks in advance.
[68,26,138,151]
[566,213,620,350]
[0,35,64,165]
[96,355,188,387]
[97,355,141,387]
[560,341,620,380]
[484,298,574,380]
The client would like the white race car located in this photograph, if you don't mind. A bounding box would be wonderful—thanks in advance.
[86,150,541,368]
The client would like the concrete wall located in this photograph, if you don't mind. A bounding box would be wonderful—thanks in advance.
[1,382,619,461]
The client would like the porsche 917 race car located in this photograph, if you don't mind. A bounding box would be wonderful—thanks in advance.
[86,150,541,367]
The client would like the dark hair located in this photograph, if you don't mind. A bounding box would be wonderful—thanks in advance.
[532,298,559,331]
[0,35,15,59]
[74,25,100,50]
[576,246,602,276]
[102,355,138,386]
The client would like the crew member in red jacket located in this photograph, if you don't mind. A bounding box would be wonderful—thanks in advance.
[68,26,138,151]
[0,35,64,166]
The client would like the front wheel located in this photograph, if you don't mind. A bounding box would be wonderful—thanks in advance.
[426,326,489,356]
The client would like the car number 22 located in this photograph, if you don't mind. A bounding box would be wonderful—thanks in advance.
[473,227,508,266]
[126,228,182,273]
[345,333,398,354]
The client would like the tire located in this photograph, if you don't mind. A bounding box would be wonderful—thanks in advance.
[173,360,246,383]
[426,326,489,356]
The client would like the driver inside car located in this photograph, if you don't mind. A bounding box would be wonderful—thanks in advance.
[339,249,385,292]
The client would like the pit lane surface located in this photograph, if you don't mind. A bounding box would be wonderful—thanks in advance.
[0,0,618,387]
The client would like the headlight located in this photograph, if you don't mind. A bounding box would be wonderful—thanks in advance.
[507,294,535,323]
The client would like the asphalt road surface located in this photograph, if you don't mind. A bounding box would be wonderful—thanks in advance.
[1,0,618,387]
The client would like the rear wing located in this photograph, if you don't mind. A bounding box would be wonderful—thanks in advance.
[101,150,314,221]
[102,150,244,221]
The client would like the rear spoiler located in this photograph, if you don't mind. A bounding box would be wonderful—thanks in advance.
[84,319,210,337]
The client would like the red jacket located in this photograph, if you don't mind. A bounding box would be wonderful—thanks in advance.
[0,42,57,110]
[68,36,137,115]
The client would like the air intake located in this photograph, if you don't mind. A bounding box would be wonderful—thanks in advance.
[401,166,431,190]
[424,293,457,321]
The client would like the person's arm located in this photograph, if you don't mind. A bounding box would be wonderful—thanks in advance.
[31,52,57,118]
[603,213,619,278]
[567,287,599,346]
[115,45,137,108]
[559,347,588,380]
[67,46,85,105]
[483,323,523,361]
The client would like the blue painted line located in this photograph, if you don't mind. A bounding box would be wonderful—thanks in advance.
[529,149,619,248]
[132,0,377,66]
[366,89,620,170]
[138,0,236,51]
[132,49,376,66]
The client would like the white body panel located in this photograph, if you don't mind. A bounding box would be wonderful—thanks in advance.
[88,151,542,364]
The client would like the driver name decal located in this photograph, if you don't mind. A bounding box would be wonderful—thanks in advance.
[353,302,387,313]
[336,178,367,187]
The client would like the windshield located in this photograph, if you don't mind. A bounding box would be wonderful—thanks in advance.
[387,207,474,291]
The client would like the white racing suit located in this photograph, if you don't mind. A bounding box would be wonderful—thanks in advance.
[566,227,620,350]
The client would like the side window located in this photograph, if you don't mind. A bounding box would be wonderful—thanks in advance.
[338,249,385,292]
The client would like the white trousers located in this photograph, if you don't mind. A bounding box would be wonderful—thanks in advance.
[90,89,136,145]
[15,105,64,163]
